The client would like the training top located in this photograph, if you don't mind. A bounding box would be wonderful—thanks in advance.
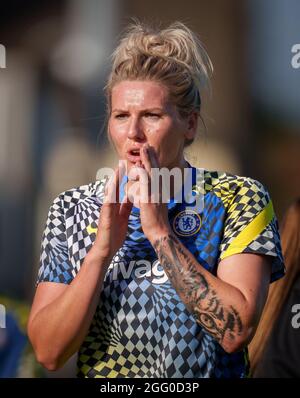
[37,165,285,378]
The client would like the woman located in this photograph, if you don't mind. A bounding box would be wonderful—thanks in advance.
[249,199,300,377]
[27,21,285,378]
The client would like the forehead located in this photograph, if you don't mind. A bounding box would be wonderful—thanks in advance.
[111,80,170,108]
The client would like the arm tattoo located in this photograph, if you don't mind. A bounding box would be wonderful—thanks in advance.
[152,234,243,345]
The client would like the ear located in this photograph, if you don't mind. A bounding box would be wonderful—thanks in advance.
[184,112,198,141]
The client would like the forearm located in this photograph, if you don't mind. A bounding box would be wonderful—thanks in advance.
[29,250,110,369]
[151,232,252,353]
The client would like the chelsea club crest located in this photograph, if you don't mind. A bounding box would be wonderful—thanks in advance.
[173,210,202,237]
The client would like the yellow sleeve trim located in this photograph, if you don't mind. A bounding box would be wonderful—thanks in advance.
[220,200,274,260]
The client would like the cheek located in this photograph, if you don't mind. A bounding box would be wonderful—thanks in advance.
[143,119,161,133]
[109,119,128,136]
[152,122,183,150]
[109,122,128,148]
[143,119,172,145]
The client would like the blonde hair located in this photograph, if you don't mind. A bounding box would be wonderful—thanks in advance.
[105,20,213,146]
[249,199,300,373]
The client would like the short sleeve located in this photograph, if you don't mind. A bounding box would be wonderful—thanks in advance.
[37,195,74,285]
[219,178,285,283]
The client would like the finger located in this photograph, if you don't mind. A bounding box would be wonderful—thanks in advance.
[115,162,124,204]
[103,175,113,203]
[104,167,119,205]
[147,145,160,169]
[119,193,134,219]
[141,145,152,175]
[142,145,163,203]
[136,160,143,169]
[127,164,141,182]
[118,159,125,180]
[143,147,156,203]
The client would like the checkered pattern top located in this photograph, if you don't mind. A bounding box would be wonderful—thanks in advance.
[37,167,285,378]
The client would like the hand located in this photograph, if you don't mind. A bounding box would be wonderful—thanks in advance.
[134,144,172,243]
[91,163,133,263]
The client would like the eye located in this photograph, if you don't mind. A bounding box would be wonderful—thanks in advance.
[144,113,161,119]
[115,113,129,120]
[197,312,220,336]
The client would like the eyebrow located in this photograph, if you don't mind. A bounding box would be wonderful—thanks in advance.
[111,107,165,113]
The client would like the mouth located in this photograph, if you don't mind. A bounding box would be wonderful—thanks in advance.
[126,148,141,163]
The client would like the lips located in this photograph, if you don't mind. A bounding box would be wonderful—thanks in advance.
[126,148,142,163]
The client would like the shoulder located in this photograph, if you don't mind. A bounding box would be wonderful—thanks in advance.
[50,179,106,213]
[202,169,268,194]
[194,168,271,209]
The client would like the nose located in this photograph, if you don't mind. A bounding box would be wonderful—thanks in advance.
[127,117,145,141]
